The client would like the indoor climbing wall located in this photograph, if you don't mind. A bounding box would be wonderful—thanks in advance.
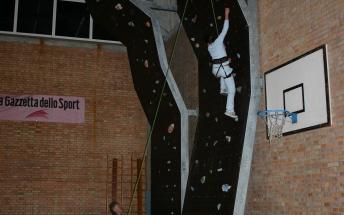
[177,0,251,214]
[86,0,181,214]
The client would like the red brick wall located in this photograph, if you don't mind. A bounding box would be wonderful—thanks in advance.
[0,40,147,215]
[246,0,344,214]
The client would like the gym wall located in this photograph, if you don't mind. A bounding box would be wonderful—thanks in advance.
[0,40,147,214]
[246,0,344,214]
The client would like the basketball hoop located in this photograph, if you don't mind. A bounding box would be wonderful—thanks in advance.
[257,109,297,144]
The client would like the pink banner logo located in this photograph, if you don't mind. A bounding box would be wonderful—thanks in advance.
[0,95,85,123]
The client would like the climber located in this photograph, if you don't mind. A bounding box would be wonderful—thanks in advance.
[207,7,237,120]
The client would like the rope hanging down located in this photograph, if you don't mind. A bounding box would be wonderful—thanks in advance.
[126,0,190,214]
[210,0,219,35]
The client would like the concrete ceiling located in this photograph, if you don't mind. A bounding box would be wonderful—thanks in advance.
[141,0,180,41]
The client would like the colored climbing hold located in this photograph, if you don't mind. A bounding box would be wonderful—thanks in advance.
[222,184,231,192]
[167,123,175,133]
[200,176,206,184]
[115,3,123,10]
[128,21,135,27]
[191,14,198,23]
[236,86,242,93]
[144,59,149,68]
[217,203,222,210]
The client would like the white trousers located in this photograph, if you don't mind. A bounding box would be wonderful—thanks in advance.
[212,63,235,113]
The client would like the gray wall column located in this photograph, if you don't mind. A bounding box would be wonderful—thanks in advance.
[233,0,261,215]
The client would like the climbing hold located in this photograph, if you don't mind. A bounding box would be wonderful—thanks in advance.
[236,86,242,93]
[200,176,206,184]
[145,21,151,28]
[222,184,231,192]
[144,59,149,68]
[195,160,199,164]
[190,37,195,42]
[217,168,223,172]
[144,39,149,44]
[195,43,200,48]
[152,89,156,93]
[202,88,207,93]
[167,123,175,133]
[237,53,241,58]
[214,117,219,122]
[225,136,231,143]
[115,3,123,10]
[217,16,222,20]
[162,136,166,141]
[205,112,210,118]
[128,21,135,27]
[190,186,195,191]
[172,146,177,150]
[155,80,160,84]
[210,23,214,27]
[217,203,222,210]
[191,14,198,23]
[167,160,171,164]
[213,140,218,146]
[209,169,213,174]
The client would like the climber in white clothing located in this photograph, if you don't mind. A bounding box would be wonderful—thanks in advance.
[207,7,237,120]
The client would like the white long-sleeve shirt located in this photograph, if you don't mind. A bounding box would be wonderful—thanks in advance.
[208,20,229,60]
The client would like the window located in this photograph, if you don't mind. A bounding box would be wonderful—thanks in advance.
[56,0,90,38]
[0,0,15,31]
[0,0,119,43]
[17,0,54,34]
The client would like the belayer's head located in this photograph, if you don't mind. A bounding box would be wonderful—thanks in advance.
[109,201,122,215]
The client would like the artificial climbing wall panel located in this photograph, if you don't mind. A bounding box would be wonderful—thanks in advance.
[177,0,251,214]
[86,0,181,214]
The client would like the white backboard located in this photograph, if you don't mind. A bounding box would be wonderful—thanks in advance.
[264,45,331,135]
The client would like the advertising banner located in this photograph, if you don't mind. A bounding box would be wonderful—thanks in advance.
[0,95,85,123]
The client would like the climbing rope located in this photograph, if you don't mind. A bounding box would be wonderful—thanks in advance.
[210,0,219,35]
[126,0,190,214]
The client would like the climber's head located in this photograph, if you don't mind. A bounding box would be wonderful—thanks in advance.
[205,34,216,45]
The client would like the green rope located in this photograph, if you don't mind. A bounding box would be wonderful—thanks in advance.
[126,0,190,214]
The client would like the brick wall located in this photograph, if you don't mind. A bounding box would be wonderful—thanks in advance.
[0,40,147,215]
[246,0,344,214]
